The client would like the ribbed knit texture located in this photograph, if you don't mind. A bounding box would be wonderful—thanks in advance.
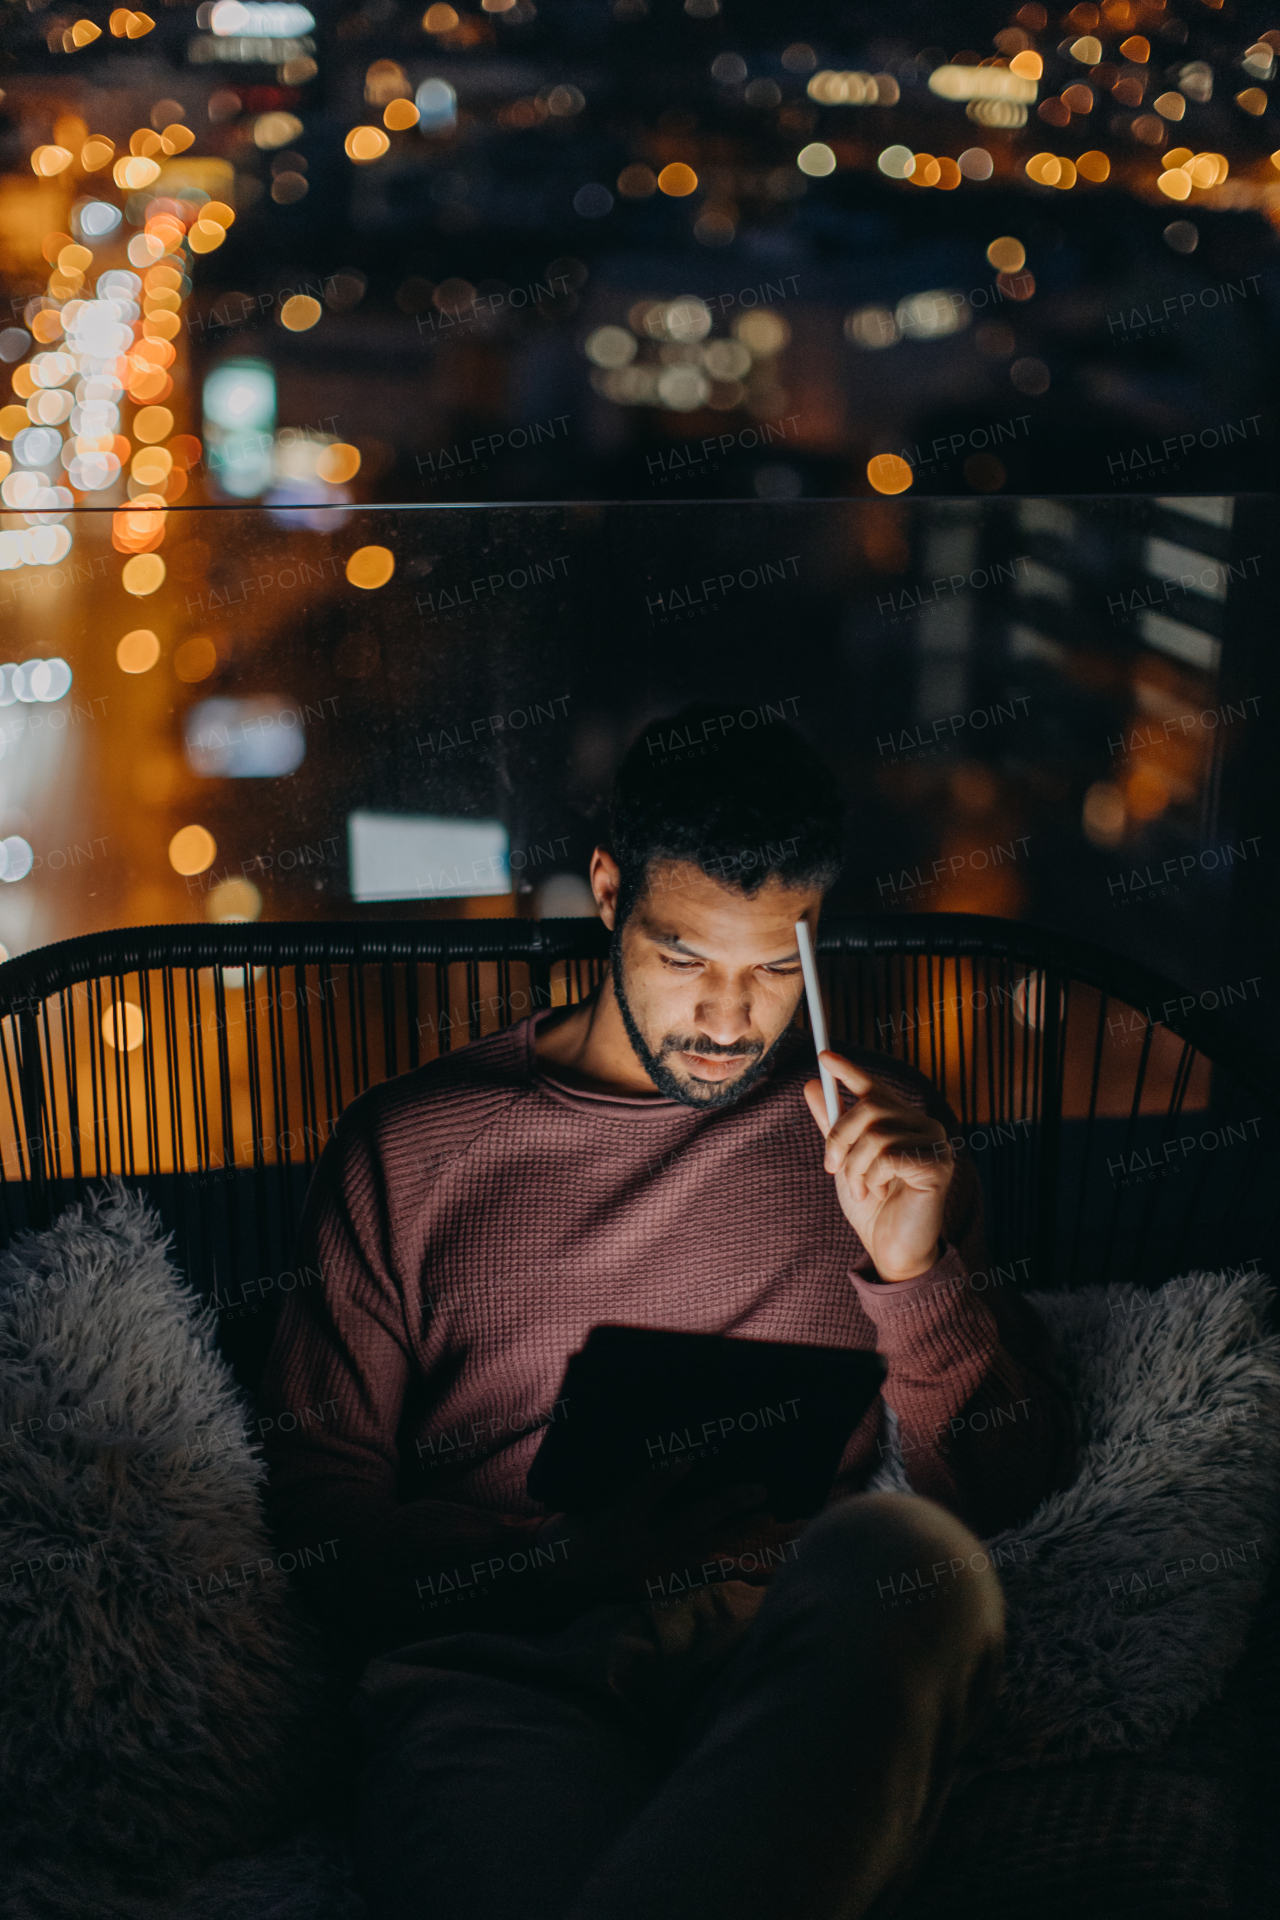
[257,1017,1075,1659]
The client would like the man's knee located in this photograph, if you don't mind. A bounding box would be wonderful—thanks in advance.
[791,1492,1006,1656]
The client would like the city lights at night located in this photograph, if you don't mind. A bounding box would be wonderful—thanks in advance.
[0,5,1278,1913]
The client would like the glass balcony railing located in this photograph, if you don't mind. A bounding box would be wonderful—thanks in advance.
[0,495,1267,1025]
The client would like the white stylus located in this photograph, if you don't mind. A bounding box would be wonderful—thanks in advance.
[795,920,841,1128]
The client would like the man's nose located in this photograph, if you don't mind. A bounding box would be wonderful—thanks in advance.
[692,991,753,1045]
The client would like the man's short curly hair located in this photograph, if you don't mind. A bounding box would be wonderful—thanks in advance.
[607,701,844,926]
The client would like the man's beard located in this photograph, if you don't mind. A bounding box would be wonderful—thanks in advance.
[610,940,790,1110]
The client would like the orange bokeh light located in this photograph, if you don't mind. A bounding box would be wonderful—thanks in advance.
[657,163,698,196]
[116,629,161,673]
[346,545,395,589]
[867,454,913,495]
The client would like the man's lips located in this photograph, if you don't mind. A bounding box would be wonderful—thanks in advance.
[677,1050,755,1081]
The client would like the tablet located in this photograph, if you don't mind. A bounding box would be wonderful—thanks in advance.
[526,1324,887,1521]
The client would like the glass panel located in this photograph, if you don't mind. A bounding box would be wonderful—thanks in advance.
[0,497,1267,1046]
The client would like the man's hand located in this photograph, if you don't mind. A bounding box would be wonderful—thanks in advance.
[803,1051,953,1282]
[534,1463,783,1607]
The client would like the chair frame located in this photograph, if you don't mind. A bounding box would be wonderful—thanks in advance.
[0,914,1273,1358]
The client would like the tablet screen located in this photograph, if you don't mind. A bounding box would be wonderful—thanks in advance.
[526,1324,887,1520]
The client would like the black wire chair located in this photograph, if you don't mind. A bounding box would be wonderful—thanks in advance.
[0,913,1273,1389]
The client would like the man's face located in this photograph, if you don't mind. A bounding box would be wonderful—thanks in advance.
[611,859,823,1109]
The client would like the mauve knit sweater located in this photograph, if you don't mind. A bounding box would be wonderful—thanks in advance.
[257,1014,1075,1659]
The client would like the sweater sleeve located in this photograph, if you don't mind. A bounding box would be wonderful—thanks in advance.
[846,1084,1077,1537]
[255,1107,557,1661]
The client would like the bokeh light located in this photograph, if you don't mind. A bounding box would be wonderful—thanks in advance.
[957,147,994,180]
[280,295,323,330]
[877,146,914,179]
[206,877,263,922]
[101,1002,145,1051]
[168,825,217,876]
[657,164,698,196]
[117,629,161,674]
[573,184,614,218]
[346,126,392,162]
[122,553,166,595]
[255,112,304,149]
[1010,357,1050,395]
[586,326,638,368]
[930,65,1037,103]
[175,636,219,683]
[0,837,34,882]
[188,222,227,255]
[1083,782,1126,847]
[986,236,1027,272]
[846,307,898,350]
[734,311,789,356]
[797,144,837,178]
[416,78,457,129]
[867,454,913,495]
[384,99,421,131]
[132,406,174,445]
[31,147,74,177]
[346,545,396,589]
[315,443,362,484]
[966,100,1027,129]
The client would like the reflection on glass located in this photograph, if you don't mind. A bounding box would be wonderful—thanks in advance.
[348,812,510,901]
[184,697,308,777]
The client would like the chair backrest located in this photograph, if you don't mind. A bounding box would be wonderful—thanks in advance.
[0,914,1273,1389]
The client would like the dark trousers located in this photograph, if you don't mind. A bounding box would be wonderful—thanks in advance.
[352,1492,1006,1920]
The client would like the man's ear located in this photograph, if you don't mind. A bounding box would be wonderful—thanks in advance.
[589,847,621,930]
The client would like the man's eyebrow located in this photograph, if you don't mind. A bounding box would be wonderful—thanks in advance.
[651,932,705,957]
[649,932,803,965]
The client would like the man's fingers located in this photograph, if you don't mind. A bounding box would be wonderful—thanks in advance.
[823,1107,944,1172]
[843,1137,951,1193]
[819,1051,874,1098]
[823,1100,893,1160]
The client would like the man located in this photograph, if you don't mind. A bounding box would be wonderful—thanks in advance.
[258,704,1076,1920]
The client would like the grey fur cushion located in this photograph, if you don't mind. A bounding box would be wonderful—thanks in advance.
[0,1183,329,1893]
[0,1827,367,1920]
[871,1267,1280,1764]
